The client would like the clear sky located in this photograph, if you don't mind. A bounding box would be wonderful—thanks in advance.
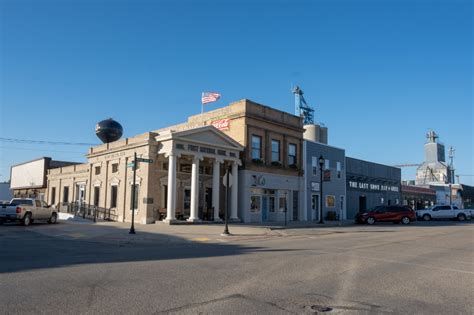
[1,0,472,185]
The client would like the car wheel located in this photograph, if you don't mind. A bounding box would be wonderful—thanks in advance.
[21,213,32,226]
[457,214,466,222]
[367,217,375,225]
[422,214,431,221]
[48,213,58,224]
[401,216,410,225]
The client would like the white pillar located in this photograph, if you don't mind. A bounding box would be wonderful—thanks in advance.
[188,157,201,222]
[230,162,239,221]
[164,153,177,223]
[212,159,222,222]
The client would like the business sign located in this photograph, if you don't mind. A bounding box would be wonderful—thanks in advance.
[211,118,230,131]
[348,180,399,192]
[323,170,331,182]
[311,181,320,192]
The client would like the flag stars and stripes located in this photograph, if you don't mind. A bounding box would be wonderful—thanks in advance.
[202,92,221,104]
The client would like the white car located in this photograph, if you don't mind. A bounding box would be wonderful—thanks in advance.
[416,205,471,222]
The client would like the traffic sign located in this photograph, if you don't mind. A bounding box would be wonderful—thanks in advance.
[137,158,153,163]
[223,172,233,188]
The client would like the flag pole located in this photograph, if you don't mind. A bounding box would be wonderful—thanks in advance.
[201,92,204,114]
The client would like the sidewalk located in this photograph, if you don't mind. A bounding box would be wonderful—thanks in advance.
[46,218,356,245]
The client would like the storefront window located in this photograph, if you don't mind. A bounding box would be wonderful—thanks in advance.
[326,195,335,208]
[250,195,261,212]
[279,191,288,212]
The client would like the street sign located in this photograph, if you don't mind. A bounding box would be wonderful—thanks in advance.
[136,158,153,163]
[127,162,135,168]
[223,172,233,188]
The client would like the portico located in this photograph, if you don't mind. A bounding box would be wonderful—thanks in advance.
[155,126,243,224]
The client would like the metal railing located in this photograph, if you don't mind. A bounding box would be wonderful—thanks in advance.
[61,202,118,222]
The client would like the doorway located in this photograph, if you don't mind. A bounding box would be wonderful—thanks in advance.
[359,196,367,213]
[311,194,319,221]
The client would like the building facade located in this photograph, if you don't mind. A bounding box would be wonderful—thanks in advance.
[11,157,79,200]
[346,157,401,219]
[401,184,436,210]
[303,140,346,221]
[46,99,305,224]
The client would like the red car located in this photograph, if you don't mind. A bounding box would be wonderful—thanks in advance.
[355,205,416,225]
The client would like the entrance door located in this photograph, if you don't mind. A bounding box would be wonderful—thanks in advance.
[311,194,319,221]
[359,196,367,213]
[76,184,85,205]
[262,196,268,221]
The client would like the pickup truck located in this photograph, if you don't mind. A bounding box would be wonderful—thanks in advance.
[416,205,472,222]
[0,198,58,226]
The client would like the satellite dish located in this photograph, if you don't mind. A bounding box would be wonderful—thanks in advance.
[95,118,123,143]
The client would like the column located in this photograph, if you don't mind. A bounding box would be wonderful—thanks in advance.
[188,156,201,222]
[230,162,239,221]
[165,153,177,223]
[212,159,222,222]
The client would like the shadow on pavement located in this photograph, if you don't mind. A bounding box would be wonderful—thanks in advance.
[0,223,294,274]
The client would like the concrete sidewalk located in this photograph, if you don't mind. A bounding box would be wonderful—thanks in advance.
[46,218,355,245]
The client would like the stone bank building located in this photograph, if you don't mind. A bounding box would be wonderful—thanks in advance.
[46,100,305,224]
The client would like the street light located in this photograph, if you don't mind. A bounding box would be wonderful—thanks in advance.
[318,155,324,224]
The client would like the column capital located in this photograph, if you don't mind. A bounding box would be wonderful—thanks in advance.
[192,155,204,162]
[214,158,224,164]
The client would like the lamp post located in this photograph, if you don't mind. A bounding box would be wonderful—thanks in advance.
[318,155,324,224]
[222,163,231,236]
[284,190,288,226]
[129,152,137,234]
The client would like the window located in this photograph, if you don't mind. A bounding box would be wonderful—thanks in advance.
[326,195,335,208]
[41,201,48,208]
[288,144,297,166]
[94,186,100,206]
[51,187,56,205]
[112,163,119,173]
[250,195,261,212]
[95,166,101,175]
[271,140,280,162]
[130,184,139,210]
[312,157,317,175]
[269,196,276,212]
[63,186,69,203]
[324,159,330,170]
[279,191,288,212]
[336,162,341,178]
[35,200,41,207]
[110,185,118,208]
[340,196,344,211]
[251,135,262,160]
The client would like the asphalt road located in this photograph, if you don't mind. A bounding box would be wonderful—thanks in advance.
[0,221,473,314]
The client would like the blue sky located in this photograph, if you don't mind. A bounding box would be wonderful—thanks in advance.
[0,0,472,184]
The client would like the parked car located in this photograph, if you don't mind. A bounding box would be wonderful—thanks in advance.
[0,198,58,226]
[356,205,416,225]
[416,205,472,221]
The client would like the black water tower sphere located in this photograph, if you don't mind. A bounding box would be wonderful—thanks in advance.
[95,118,123,143]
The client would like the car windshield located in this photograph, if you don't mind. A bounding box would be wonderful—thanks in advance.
[367,206,385,212]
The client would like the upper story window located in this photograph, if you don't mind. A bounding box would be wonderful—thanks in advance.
[324,159,330,170]
[95,166,101,175]
[312,157,317,175]
[251,135,262,160]
[112,163,119,173]
[271,140,280,162]
[288,144,297,166]
[336,161,341,178]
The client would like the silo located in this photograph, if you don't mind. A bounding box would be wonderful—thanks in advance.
[303,124,328,144]
[303,124,317,142]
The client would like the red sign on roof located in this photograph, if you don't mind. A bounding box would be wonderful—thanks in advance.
[211,119,230,131]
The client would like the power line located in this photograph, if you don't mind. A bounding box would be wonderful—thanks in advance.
[0,137,97,146]
[0,146,85,154]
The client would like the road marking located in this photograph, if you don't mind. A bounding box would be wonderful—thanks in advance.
[190,237,210,242]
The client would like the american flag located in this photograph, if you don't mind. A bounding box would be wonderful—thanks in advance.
[201,92,221,104]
